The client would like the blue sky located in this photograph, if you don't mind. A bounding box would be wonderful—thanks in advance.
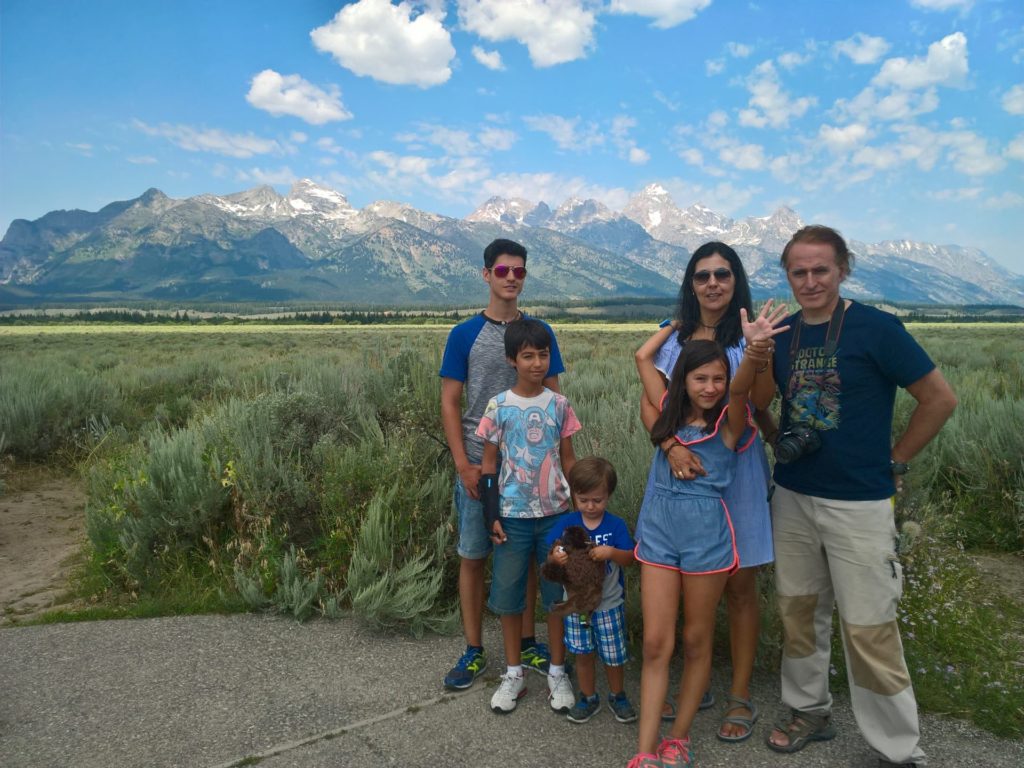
[3,0,1023,272]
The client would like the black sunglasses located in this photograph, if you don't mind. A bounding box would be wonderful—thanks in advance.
[492,264,527,279]
[692,268,733,285]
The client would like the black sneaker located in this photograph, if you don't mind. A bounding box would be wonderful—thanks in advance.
[567,694,601,723]
[608,691,638,723]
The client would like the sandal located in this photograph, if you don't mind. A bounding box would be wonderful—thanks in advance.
[766,708,836,753]
[661,689,714,722]
[717,694,759,743]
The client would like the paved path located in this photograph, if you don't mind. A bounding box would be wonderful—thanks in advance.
[2,615,1020,767]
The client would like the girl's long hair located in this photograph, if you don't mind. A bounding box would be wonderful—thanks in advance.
[650,339,730,444]
[674,242,753,349]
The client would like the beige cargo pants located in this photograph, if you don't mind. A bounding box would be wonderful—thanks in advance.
[772,485,926,765]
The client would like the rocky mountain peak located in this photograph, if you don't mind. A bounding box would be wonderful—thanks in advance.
[550,197,613,227]
[465,196,546,226]
[285,179,354,219]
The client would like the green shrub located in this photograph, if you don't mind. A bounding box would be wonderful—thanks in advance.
[345,484,457,636]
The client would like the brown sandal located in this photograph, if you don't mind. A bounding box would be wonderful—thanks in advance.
[766,708,835,753]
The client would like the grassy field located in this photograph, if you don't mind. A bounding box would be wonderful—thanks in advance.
[1,322,1021,736]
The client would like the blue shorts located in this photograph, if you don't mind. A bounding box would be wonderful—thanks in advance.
[454,479,491,560]
[488,514,567,615]
[635,497,738,575]
[564,603,629,666]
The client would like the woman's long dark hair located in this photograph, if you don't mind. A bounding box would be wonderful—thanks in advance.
[674,242,753,349]
[650,339,730,443]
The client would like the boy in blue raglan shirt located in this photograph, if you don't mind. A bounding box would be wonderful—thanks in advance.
[439,239,565,692]
[545,456,637,725]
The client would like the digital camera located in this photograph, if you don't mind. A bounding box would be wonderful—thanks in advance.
[773,424,822,464]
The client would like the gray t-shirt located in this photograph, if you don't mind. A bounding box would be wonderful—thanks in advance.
[439,313,565,464]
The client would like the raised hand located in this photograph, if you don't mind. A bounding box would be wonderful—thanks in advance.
[740,300,791,361]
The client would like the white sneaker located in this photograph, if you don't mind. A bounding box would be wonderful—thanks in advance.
[547,672,575,713]
[490,670,527,714]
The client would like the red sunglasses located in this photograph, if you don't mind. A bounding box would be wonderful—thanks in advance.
[492,264,527,279]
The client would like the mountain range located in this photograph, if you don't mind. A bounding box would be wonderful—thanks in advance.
[2,179,1021,306]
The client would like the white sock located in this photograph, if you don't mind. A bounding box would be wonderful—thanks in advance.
[549,664,565,678]
[506,665,524,678]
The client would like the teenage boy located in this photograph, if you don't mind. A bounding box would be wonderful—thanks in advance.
[439,239,565,691]
[477,318,580,714]
[546,457,637,725]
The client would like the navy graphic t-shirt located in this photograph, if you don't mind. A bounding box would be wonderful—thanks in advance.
[771,301,934,501]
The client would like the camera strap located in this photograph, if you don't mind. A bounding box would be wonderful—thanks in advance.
[779,298,847,437]
[787,297,847,367]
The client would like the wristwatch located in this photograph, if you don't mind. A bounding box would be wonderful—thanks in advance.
[890,460,910,476]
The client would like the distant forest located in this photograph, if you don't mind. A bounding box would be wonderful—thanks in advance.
[1,299,1022,326]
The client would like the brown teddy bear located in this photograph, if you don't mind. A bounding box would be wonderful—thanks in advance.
[541,524,605,618]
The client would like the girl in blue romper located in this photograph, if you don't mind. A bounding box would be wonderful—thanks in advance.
[628,303,789,768]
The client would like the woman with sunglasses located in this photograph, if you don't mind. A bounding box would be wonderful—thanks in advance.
[640,241,777,747]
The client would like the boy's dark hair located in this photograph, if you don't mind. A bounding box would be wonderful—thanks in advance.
[569,456,618,496]
[650,339,730,444]
[504,318,551,359]
[484,238,528,269]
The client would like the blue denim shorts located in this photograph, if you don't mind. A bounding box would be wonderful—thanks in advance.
[487,514,567,615]
[454,479,492,560]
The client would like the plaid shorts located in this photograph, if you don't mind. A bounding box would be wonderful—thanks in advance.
[563,603,629,666]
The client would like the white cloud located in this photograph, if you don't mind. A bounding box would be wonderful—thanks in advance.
[317,137,345,155]
[653,90,681,111]
[727,41,753,58]
[717,141,766,170]
[237,166,298,186]
[679,148,704,166]
[398,123,476,155]
[629,146,650,164]
[661,178,760,213]
[851,144,904,171]
[834,33,891,64]
[66,142,94,156]
[311,0,454,87]
[818,123,870,153]
[835,86,939,122]
[1006,133,1024,162]
[983,191,1024,209]
[291,131,308,143]
[1002,83,1024,114]
[246,70,352,125]
[472,45,505,70]
[479,172,632,209]
[943,129,1005,175]
[872,32,969,90]
[777,51,811,70]
[608,0,712,29]
[850,125,1004,177]
[707,110,729,129]
[133,119,283,158]
[769,152,812,183]
[927,187,982,201]
[610,114,637,139]
[127,155,158,164]
[705,58,725,76]
[523,114,604,150]
[910,0,973,11]
[610,114,649,163]
[458,0,596,68]
[738,61,815,128]
[478,126,517,150]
